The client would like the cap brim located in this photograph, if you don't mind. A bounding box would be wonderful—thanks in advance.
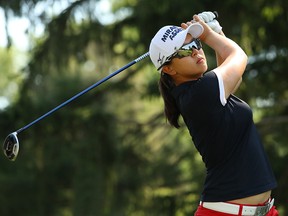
[186,23,204,38]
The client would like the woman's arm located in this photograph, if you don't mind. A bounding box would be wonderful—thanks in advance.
[215,31,226,66]
[215,30,243,94]
[194,15,247,99]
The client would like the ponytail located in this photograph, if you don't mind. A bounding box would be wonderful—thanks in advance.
[158,72,181,128]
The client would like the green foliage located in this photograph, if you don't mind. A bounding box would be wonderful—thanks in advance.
[0,0,287,215]
[0,48,26,108]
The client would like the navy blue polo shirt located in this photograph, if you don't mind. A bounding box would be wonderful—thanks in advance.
[171,71,277,202]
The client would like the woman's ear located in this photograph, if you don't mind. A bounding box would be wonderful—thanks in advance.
[162,65,176,75]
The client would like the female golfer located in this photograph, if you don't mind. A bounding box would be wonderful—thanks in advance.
[149,12,278,215]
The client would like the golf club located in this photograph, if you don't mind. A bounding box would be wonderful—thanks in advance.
[3,52,150,161]
[3,11,219,161]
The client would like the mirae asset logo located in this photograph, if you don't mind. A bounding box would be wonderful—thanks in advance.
[161,26,182,42]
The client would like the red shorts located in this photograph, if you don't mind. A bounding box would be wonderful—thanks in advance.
[194,202,279,216]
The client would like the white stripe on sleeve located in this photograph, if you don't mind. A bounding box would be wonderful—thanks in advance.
[214,72,227,106]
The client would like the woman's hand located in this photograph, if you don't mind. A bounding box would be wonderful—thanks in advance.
[191,15,214,41]
[181,14,224,39]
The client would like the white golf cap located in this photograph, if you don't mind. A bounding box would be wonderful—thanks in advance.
[149,23,203,70]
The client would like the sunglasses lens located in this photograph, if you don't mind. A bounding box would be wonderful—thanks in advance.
[181,39,202,50]
[176,50,193,57]
[174,39,202,58]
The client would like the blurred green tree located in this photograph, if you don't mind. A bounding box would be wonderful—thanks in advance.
[0,0,287,215]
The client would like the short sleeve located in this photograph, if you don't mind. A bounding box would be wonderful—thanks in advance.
[190,71,226,109]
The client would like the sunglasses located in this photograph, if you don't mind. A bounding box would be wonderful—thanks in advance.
[158,39,202,70]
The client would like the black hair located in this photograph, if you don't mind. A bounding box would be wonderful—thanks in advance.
[158,72,181,128]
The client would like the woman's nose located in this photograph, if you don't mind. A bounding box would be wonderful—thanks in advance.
[191,48,199,56]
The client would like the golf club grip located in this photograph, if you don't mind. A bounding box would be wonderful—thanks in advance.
[135,52,149,62]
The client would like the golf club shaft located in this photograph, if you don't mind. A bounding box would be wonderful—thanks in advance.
[16,52,150,134]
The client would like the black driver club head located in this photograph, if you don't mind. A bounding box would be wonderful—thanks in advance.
[3,132,19,161]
